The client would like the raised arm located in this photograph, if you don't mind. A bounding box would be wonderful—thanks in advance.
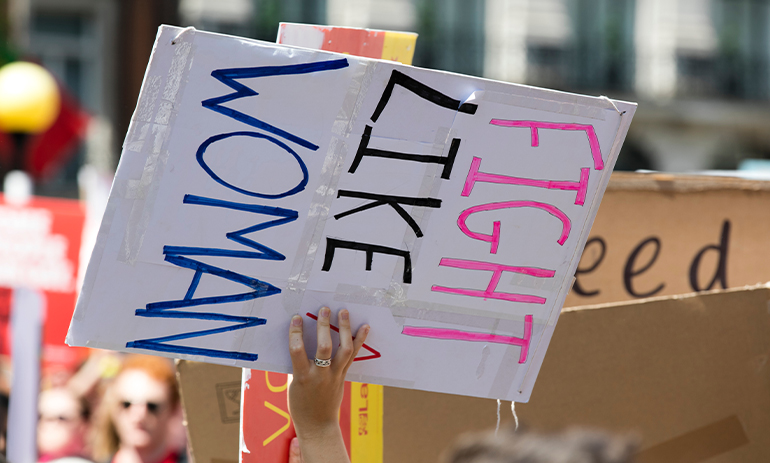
[288,307,369,463]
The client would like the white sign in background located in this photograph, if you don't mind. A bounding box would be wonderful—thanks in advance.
[68,26,636,402]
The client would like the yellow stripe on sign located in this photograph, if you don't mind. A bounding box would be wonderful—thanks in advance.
[262,401,291,446]
[381,32,417,65]
[350,382,383,463]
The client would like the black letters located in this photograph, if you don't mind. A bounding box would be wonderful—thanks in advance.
[322,238,412,284]
[623,237,664,298]
[349,125,462,179]
[334,190,441,237]
[370,70,478,123]
[327,70,478,284]
[689,220,730,291]
[572,237,606,297]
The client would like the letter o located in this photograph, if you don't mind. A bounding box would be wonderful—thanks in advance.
[196,131,309,199]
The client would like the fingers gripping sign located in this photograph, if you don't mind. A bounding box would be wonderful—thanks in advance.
[288,307,369,463]
[315,307,334,367]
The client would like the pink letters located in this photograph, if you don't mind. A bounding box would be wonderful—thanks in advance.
[407,119,603,362]
[489,119,604,170]
[457,200,572,253]
[431,258,554,303]
[401,314,533,363]
[462,156,590,205]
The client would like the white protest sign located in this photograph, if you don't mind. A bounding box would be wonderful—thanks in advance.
[67,26,635,402]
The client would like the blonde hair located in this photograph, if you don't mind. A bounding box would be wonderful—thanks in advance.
[91,355,178,461]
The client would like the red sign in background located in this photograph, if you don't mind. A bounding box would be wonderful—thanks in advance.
[241,370,352,462]
[0,194,86,373]
[0,84,89,181]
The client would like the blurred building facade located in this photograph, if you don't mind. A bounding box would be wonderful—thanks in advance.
[3,0,770,198]
[2,0,177,197]
[332,0,770,173]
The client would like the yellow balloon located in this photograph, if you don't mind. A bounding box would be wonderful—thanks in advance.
[0,61,61,134]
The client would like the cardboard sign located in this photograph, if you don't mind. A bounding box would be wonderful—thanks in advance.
[565,172,770,307]
[175,360,242,463]
[67,25,635,401]
[240,370,383,462]
[278,23,418,65]
[521,285,770,462]
[380,285,770,463]
[0,194,85,371]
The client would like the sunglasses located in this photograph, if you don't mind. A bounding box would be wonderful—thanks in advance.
[120,400,165,415]
[39,414,79,423]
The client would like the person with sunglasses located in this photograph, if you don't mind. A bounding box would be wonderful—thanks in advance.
[91,356,185,463]
[37,387,92,463]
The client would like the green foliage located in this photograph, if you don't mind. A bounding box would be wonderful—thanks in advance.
[0,0,17,67]
[253,0,326,43]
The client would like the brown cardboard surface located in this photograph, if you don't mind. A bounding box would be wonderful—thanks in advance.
[383,285,770,463]
[383,387,499,463]
[519,285,770,462]
[635,416,749,463]
[176,360,242,463]
[566,172,770,306]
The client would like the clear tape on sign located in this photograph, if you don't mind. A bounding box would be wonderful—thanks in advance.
[171,26,196,45]
[488,342,531,398]
[118,33,196,265]
[344,373,415,390]
[599,95,625,115]
[283,60,377,315]
[331,281,548,326]
[380,125,458,308]
[387,304,537,328]
[479,90,607,121]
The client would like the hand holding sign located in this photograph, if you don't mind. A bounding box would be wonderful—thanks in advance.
[288,308,369,463]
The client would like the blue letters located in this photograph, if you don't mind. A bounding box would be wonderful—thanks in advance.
[196,131,309,199]
[127,253,279,360]
[162,194,298,260]
[202,58,349,151]
[129,58,350,361]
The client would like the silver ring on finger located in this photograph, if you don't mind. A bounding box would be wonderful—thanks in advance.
[314,357,332,368]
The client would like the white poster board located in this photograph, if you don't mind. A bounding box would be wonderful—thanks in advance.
[67,26,635,402]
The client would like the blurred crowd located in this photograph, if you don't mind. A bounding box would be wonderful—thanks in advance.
[0,352,187,463]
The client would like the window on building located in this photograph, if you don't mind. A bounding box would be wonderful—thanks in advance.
[569,0,635,93]
[713,0,769,99]
[413,0,485,77]
[27,9,98,197]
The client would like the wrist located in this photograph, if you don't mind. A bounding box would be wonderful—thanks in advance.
[295,420,342,442]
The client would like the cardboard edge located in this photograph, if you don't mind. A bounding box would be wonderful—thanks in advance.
[608,171,770,192]
[563,281,770,313]
[175,360,197,463]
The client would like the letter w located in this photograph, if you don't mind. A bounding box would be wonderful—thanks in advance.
[162,194,298,261]
[202,58,350,151]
